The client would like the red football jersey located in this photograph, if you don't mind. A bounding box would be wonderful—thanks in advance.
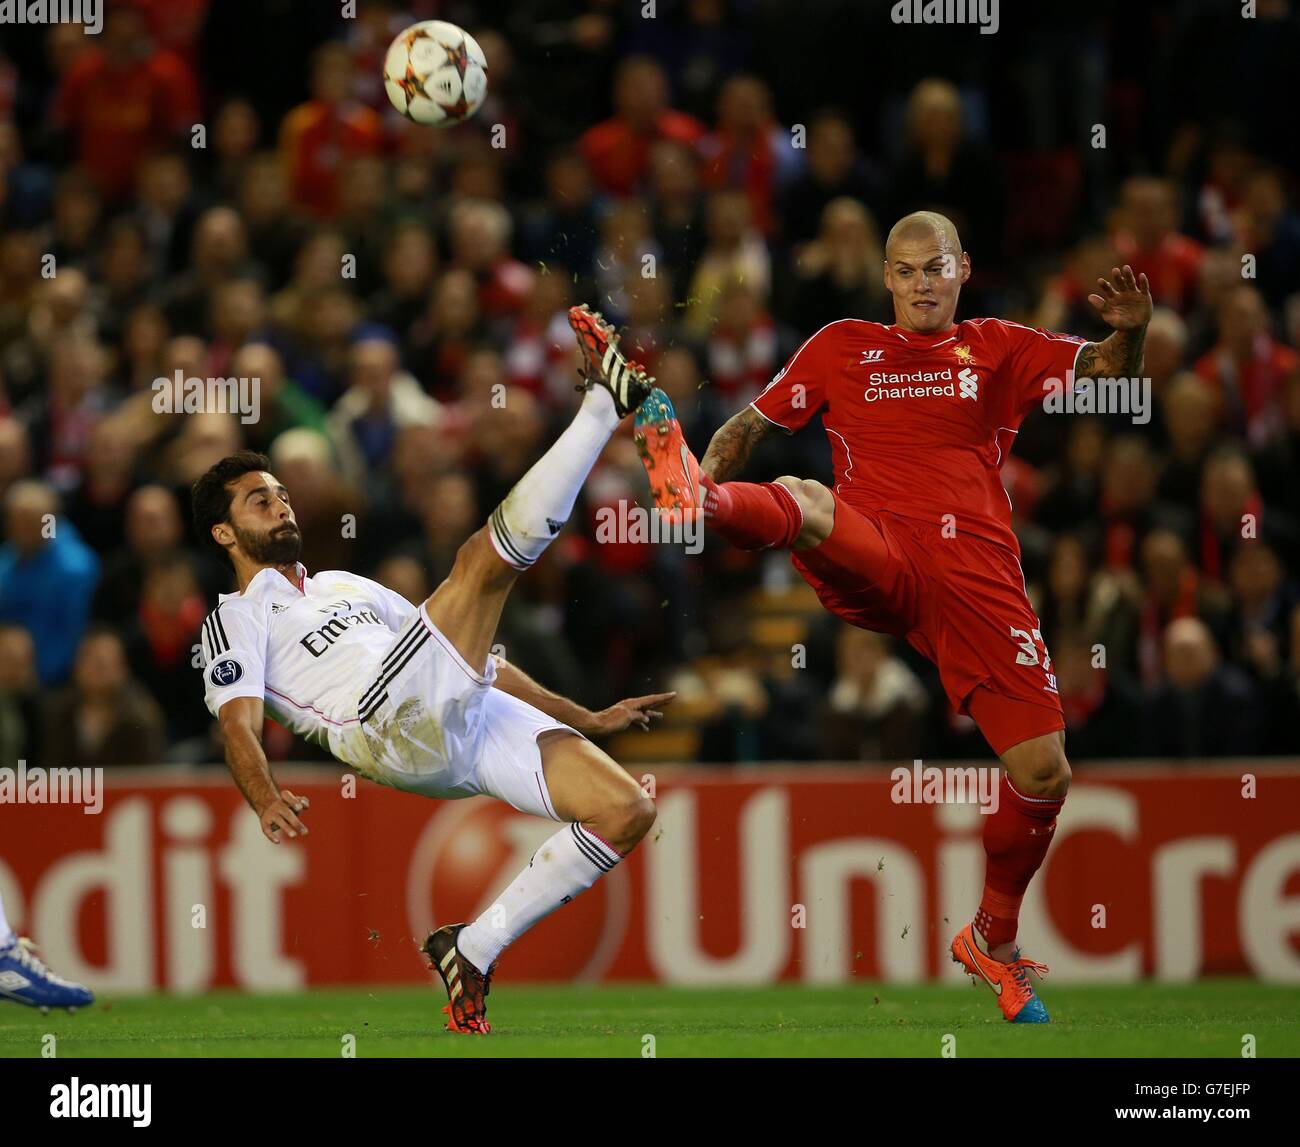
[751,318,1087,555]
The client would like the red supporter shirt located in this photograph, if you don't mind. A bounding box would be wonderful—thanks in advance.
[1112,231,1203,314]
[579,111,705,196]
[751,318,1087,556]
[279,99,386,218]
[54,49,199,197]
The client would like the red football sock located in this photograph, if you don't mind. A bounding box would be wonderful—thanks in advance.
[805,494,894,586]
[974,774,1064,958]
[703,477,803,550]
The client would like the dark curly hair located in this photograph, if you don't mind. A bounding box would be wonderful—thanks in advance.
[191,450,273,567]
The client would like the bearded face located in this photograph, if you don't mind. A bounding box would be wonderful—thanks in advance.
[232,518,301,565]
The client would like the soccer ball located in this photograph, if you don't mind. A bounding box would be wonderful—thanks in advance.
[383,21,488,127]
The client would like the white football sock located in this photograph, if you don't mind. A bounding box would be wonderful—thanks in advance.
[0,892,13,949]
[456,821,623,973]
[488,385,620,569]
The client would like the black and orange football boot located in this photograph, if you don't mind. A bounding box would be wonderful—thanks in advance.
[422,923,494,1034]
[568,303,653,417]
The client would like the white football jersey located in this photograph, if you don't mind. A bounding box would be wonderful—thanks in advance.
[200,563,417,768]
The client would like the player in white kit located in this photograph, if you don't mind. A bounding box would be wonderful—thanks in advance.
[194,306,670,1033]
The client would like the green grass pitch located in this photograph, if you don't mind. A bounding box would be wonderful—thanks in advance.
[2,982,1296,1058]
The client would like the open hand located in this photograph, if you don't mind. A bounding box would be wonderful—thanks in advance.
[583,693,677,735]
[1088,264,1153,331]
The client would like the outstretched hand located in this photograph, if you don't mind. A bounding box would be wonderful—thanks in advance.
[584,692,677,735]
[1087,264,1153,331]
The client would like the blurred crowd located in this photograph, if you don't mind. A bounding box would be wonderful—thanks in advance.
[0,0,1298,766]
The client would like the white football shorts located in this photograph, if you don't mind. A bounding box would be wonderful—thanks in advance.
[349,603,571,820]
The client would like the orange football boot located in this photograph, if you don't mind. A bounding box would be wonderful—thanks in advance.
[634,387,704,523]
[950,922,1051,1023]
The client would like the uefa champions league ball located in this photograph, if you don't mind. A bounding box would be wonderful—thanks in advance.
[383,20,488,127]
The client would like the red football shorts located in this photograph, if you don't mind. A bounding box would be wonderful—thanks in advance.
[791,497,1064,756]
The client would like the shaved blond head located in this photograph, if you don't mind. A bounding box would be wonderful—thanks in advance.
[885,210,962,259]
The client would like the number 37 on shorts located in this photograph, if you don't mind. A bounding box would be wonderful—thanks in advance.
[1010,626,1058,694]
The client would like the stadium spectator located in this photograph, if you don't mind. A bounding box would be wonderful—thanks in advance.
[504,271,575,404]
[889,78,1001,276]
[1052,636,1145,759]
[701,280,780,409]
[2,268,97,409]
[1193,284,1297,445]
[1144,617,1262,757]
[93,484,197,621]
[579,56,705,197]
[822,625,929,761]
[233,342,328,456]
[163,207,259,338]
[697,75,796,237]
[520,148,604,278]
[0,479,99,685]
[1198,448,1299,583]
[132,152,197,277]
[779,109,884,248]
[1035,233,1125,338]
[787,196,888,333]
[1084,435,1191,572]
[1138,307,1190,440]
[684,188,770,333]
[647,140,707,303]
[64,417,138,554]
[1036,534,1096,651]
[326,328,441,486]
[1235,166,1300,315]
[51,2,199,201]
[1093,527,1224,687]
[447,199,535,322]
[592,198,662,325]
[1157,372,1221,511]
[392,472,481,589]
[235,153,309,292]
[369,222,439,339]
[1035,417,1106,532]
[279,41,384,220]
[41,172,103,271]
[41,627,167,767]
[1112,176,1204,315]
[267,429,357,575]
[24,336,113,493]
[405,268,485,402]
[207,98,262,200]
[121,553,211,756]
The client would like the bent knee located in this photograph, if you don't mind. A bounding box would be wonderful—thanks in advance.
[774,476,834,544]
[602,791,657,847]
[1011,742,1071,799]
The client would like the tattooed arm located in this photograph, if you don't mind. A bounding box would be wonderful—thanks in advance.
[1076,264,1154,377]
[699,405,782,482]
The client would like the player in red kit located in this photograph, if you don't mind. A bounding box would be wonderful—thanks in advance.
[636,211,1153,1022]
